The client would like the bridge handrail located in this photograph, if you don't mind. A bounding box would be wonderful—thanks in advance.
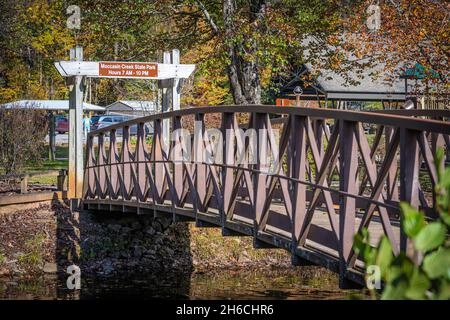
[368,109,450,117]
[88,105,450,136]
[84,159,401,213]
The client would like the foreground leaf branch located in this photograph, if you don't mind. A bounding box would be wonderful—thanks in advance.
[354,148,450,300]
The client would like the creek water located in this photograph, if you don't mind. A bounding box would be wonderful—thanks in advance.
[0,267,367,300]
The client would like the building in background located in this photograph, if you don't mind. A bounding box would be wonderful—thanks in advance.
[275,62,447,110]
[1,100,104,112]
[105,100,156,117]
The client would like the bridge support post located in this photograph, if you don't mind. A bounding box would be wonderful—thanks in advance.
[173,116,184,207]
[338,120,358,289]
[289,115,309,265]
[385,127,399,201]
[399,128,422,264]
[252,112,267,244]
[221,112,235,225]
[194,113,206,212]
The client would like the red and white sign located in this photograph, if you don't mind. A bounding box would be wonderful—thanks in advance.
[55,60,194,79]
[99,62,158,78]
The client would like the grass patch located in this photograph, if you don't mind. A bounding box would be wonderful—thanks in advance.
[26,159,68,172]
[28,175,58,186]
[15,145,69,174]
[10,145,69,173]
[190,224,290,264]
[40,145,69,160]
[0,252,5,264]
[1,141,69,176]
[18,233,46,268]
[0,143,68,186]
[24,156,68,186]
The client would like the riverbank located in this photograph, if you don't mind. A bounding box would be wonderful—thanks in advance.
[0,200,365,299]
[0,199,296,279]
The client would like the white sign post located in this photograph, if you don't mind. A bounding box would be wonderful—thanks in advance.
[67,46,85,201]
[55,48,194,203]
[157,49,182,151]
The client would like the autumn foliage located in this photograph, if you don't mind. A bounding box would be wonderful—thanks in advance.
[0,0,448,107]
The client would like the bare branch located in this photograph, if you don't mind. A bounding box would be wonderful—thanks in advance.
[195,0,219,34]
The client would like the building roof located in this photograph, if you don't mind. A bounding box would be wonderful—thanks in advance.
[105,100,156,113]
[284,36,423,101]
[305,62,407,100]
[1,100,104,111]
[279,62,414,101]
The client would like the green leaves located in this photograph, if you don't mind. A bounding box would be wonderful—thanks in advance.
[435,148,450,226]
[404,269,430,300]
[414,222,447,253]
[422,247,450,279]
[440,210,450,227]
[381,265,430,300]
[401,196,447,255]
[435,279,450,300]
[401,202,426,238]
[376,237,393,277]
[354,147,450,300]
[353,228,378,266]
[381,277,408,300]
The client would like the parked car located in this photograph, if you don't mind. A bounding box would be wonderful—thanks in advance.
[55,115,66,122]
[90,115,101,128]
[97,122,150,136]
[93,115,151,136]
[55,117,69,134]
[92,115,129,130]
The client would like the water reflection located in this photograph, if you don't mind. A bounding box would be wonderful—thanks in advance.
[0,267,367,300]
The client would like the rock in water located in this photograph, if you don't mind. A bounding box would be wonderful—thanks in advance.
[42,262,58,273]
[102,261,114,275]
[107,224,121,232]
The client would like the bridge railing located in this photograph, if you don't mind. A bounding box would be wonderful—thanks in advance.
[83,105,450,286]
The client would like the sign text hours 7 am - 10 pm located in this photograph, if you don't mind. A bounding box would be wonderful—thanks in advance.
[98,62,158,78]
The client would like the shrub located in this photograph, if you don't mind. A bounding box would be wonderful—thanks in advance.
[0,103,48,174]
[0,252,5,264]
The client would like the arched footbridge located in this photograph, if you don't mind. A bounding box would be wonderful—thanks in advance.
[82,106,450,287]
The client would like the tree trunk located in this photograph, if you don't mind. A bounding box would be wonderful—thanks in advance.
[223,0,265,105]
